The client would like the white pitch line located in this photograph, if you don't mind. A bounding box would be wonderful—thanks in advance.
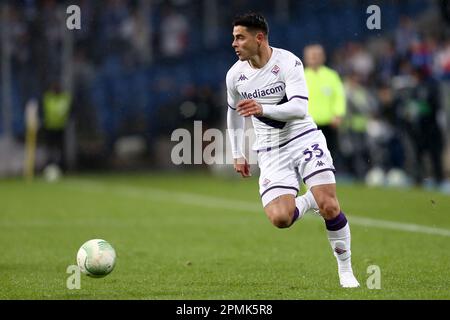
[348,216,450,237]
[66,179,450,238]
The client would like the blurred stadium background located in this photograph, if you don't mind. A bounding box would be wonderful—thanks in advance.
[0,0,449,192]
[1,0,450,300]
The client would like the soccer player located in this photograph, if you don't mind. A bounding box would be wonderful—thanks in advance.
[226,13,359,288]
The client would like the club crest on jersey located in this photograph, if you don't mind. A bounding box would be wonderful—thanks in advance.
[271,65,280,75]
[238,74,248,81]
[295,60,302,67]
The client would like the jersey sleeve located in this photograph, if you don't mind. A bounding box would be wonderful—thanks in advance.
[226,70,240,110]
[226,69,245,159]
[284,55,309,101]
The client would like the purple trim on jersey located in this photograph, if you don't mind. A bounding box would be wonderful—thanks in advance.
[302,168,336,183]
[254,116,286,129]
[256,128,318,153]
[289,95,309,101]
[260,185,299,198]
[277,94,289,105]
[325,211,348,231]
[228,104,236,110]
[253,94,289,129]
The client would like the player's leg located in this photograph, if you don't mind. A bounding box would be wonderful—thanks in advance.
[299,129,359,288]
[263,189,317,228]
[310,183,339,220]
[308,178,359,288]
[263,194,296,228]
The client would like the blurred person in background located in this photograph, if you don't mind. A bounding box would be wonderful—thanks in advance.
[159,4,189,61]
[434,39,450,79]
[401,66,446,191]
[304,44,346,171]
[41,81,72,171]
[375,83,406,174]
[395,16,419,59]
[345,42,375,84]
[341,72,378,180]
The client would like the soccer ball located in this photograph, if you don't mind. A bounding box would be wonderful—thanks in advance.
[76,239,116,278]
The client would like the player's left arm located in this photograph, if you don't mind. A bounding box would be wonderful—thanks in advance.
[236,58,309,120]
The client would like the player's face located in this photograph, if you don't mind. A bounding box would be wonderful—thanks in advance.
[304,46,325,68]
[232,26,259,61]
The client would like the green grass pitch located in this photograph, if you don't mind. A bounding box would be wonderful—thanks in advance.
[0,172,449,299]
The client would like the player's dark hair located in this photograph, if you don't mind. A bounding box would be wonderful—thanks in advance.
[233,12,269,36]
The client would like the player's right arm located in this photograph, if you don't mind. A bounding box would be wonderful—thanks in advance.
[226,69,251,178]
[261,54,309,121]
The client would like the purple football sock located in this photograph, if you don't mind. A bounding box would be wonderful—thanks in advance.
[288,207,300,227]
[325,211,348,231]
[293,207,300,221]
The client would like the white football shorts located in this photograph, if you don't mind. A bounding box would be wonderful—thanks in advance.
[258,129,336,207]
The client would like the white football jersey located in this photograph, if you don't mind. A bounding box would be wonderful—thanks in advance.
[226,47,317,151]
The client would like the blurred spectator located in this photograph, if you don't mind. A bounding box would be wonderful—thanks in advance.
[159,5,189,59]
[375,84,405,172]
[400,67,445,187]
[376,40,399,84]
[434,39,450,79]
[395,16,419,58]
[98,0,131,57]
[409,36,438,78]
[9,5,37,104]
[304,44,346,168]
[39,0,64,82]
[341,72,378,179]
[41,82,72,171]
[345,42,375,84]
[71,47,97,138]
[120,6,152,64]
